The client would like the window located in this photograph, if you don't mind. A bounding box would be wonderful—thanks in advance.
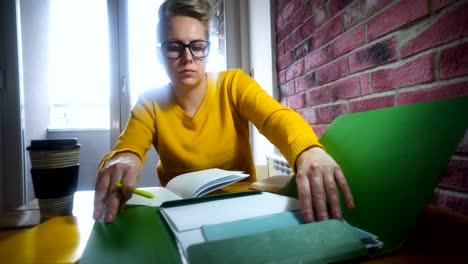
[48,0,110,129]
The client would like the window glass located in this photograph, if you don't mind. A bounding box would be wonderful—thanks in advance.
[48,0,110,129]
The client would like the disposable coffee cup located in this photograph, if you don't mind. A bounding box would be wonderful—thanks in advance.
[27,139,80,220]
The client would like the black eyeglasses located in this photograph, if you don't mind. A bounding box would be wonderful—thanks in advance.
[159,40,211,59]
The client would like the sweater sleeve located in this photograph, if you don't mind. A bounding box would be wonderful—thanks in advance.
[227,69,323,170]
[97,95,157,171]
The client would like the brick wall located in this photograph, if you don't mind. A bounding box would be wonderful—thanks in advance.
[275,0,468,214]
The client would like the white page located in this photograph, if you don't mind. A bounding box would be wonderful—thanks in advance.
[126,187,182,207]
[160,192,300,232]
[166,168,248,198]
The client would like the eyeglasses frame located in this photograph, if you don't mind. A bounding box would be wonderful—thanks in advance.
[159,40,211,59]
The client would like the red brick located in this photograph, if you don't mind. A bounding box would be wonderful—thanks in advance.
[297,107,317,124]
[456,130,468,154]
[280,97,288,107]
[433,0,457,11]
[284,28,304,52]
[313,124,329,138]
[279,70,286,85]
[276,42,285,57]
[365,0,392,16]
[350,94,395,112]
[288,93,306,109]
[277,51,293,71]
[303,6,328,37]
[439,42,468,80]
[343,1,365,29]
[330,0,354,16]
[360,73,371,95]
[281,1,296,21]
[317,58,349,85]
[295,72,316,92]
[280,81,295,97]
[401,3,468,57]
[277,0,290,11]
[306,85,332,106]
[294,38,312,60]
[397,80,468,105]
[291,1,312,29]
[349,37,397,73]
[312,0,327,11]
[368,0,429,41]
[432,188,468,214]
[285,61,304,81]
[330,25,365,59]
[317,103,349,123]
[304,47,329,71]
[372,53,434,92]
[304,47,328,72]
[331,77,360,101]
[313,17,342,49]
[439,158,468,192]
[277,21,292,44]
[276,13,283,30]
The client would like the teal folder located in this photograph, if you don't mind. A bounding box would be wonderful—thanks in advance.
[81,96,468,263]
[189,219,368,264]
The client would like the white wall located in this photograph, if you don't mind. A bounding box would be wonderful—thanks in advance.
[20,0,54,201]
[0,0,25,211]
[248,0,277,165]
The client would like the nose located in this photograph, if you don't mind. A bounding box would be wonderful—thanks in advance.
[181,46,194,62]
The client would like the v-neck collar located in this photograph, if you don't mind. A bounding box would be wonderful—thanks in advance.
[171,74,214,122]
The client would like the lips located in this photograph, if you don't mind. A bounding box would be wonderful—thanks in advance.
[180,69,195,73]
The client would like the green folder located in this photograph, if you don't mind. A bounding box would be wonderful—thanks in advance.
[79,206,181,264]
[81,96,468,263]
[280,96,468,254]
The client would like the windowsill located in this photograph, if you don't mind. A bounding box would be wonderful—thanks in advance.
[47,128,110,132]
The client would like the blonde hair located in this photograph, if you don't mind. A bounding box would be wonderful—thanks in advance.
[157,0,213,42]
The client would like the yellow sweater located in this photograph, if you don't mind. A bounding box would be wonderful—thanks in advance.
[99,69,322,186]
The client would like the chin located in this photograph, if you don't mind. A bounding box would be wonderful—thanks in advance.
[176,78,200,87]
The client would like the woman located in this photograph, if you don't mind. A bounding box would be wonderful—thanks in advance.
[93,0,354,223]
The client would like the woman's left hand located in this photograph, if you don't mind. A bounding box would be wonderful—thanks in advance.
[295,147,354,223]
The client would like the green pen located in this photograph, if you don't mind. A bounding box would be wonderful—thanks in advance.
[115,182,155,199]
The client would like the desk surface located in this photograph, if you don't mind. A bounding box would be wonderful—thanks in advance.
[1,189,467,264]
[0,191,95,264]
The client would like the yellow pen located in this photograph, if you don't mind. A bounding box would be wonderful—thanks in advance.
[114,182,154,199]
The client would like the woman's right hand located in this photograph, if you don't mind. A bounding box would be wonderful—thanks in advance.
[93,152,143,223]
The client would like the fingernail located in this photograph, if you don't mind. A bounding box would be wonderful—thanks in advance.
[106,213,113,223]
[336,212,342,219]
[305,213,314,222]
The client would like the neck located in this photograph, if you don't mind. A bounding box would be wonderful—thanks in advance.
[172,76,207,117]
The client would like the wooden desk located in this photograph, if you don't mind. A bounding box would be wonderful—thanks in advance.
[1,188,467,263]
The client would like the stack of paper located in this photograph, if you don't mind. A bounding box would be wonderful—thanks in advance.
[159,191,301,260]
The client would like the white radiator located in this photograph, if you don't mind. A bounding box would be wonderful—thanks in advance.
[266,155,293,176]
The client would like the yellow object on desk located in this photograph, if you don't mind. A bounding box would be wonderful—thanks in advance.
[115,182,155,199]
[0,216,94,264]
